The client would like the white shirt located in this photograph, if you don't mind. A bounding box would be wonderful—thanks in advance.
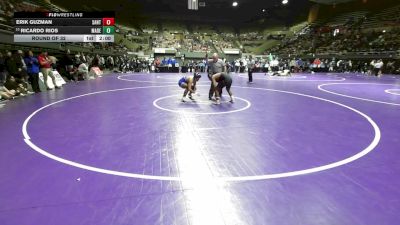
[374,61,383,69]
[270,60,279,67]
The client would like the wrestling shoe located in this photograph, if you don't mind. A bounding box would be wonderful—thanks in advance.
[230,96,235,103]
[188,93,195,100]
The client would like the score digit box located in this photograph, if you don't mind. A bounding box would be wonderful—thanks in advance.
[102,26,115,34]
[102,18,115,26]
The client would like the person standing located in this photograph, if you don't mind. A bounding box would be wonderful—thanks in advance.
[17,50,27,73]
[369,60,376,76]
[154,57,160,73]
[247,56,255,83]
[270,57,280,76]
[5,50,24,81]
[234,59,240,73]
[59,49,75,82]
[206,53,226,100]
[374,59,384,77]
[38,51,58,90]
[24,51,40,93]
[0,52,6,83]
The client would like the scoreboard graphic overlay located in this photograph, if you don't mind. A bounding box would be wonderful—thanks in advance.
[14,12,115,42]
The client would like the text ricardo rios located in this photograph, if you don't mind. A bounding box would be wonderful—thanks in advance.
[18,28,59,33]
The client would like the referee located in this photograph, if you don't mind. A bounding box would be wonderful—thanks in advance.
[206,53,226,100]
[247,55,255,83]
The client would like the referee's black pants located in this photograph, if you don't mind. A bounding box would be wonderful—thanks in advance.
[248,68,253,82]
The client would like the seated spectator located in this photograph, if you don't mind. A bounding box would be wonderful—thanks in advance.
[89,66,103,78]
[4,76,29,96]
[77,61,89,80]
[0,84,16,100]
[89,55,103,78]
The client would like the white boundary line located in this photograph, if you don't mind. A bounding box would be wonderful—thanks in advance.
[153,95,251,115]
[22,85,381,181]
[237,74,346,82]
[318,83,400,106]
[156,76,179,80]
[117,74,209,84]
[385,89,400,96]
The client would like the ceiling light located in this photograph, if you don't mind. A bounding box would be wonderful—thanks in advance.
[232,1,238,7]
[262,9,266,12]
[282,0,288,5]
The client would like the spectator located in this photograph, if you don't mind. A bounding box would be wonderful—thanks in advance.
[59,49,75,82]
[234,60,240,73]
[106,55,114,69]
[99,56,105,69]
[5,50,24,81]
[17,50,27,72]
[0,84,16,100]
[386,60,396,74]
[4,76,29,96]
[373,59,384,76]
[89,55,103,78]
[154,57,161,72]
[74,55,89,80]
[23,50,40,93]
[91,55,100,68]
[0,52,6,83]
[38,51,59,90]
[313,58,322,68]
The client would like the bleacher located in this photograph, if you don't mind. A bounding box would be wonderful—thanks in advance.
[2,0,399,61]
[23,0,66,12]
[192,24,214,34]
[141,23,158,34]
[326,11,369,27]
[162,22,186,33]
[288,22,309,34]
[362,4,400,28]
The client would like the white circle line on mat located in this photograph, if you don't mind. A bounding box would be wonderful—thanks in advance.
[238,74,346,82]
[117,74,209,84]
[22,85,380,182]
[153,95,251,115]
[318,82,400,106]
[385,89,400,96]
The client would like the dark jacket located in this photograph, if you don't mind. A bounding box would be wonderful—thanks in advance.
[24,56,40,74]
[6,56,23,76]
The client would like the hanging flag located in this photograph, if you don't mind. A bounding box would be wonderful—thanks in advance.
[188,0,198,10]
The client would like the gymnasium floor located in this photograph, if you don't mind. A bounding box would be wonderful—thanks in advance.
[0,72,399,225]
